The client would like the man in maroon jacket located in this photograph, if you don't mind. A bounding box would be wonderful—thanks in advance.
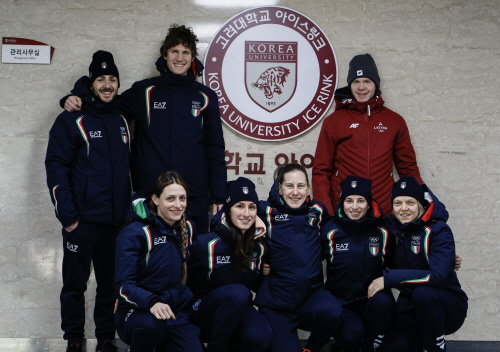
[312,53,422,215]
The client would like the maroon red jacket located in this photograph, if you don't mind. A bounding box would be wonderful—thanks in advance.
[312,87,422,215]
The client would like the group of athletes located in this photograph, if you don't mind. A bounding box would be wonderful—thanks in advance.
[45,23,467,352]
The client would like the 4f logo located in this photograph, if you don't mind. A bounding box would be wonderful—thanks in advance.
[66,242,78,253]
[349,123,359,128]
[153,102,167,109]
[217,256,231,264]
[154,236,167,245]
[89,131,102,138]
[336,243,349,251]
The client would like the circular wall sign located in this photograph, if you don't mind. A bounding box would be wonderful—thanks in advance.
[204,6,338,141]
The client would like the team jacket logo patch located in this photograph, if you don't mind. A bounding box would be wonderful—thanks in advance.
[274,214,289,222]
[89,131,102,138]
[154,236,167,245]
[120,127,128,144]
[153,102,167,109]
[374,122,388,133]
[217,255,231,264]
[411,235,421,254]
[369,243,379,256]
[336,243,349,251]
[66,242,78,253]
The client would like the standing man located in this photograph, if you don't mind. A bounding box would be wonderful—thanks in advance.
[312,53,422,214]
[46,51,130,352]
[63,25,226,233]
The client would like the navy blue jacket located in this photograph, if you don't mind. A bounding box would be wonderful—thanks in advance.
[120,58,226,203]
[114,199,194,325]
[383,186,468,313]
[254,179,327,311]
[321,200,392,305]
[188,211,267,300]
[46,76,131,227]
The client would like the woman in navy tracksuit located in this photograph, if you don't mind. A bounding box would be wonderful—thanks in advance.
[255,163,343,352]
[188,177,272,352]
[321,176,395,352]
[368,176,468,352]
[114,171,203,352]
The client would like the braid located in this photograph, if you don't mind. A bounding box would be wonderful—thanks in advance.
[180,214,188,285]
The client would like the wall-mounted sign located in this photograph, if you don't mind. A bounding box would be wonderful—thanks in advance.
[204,6,337,141]
[2,37,55,64]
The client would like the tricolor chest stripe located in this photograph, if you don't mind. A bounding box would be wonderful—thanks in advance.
[145,85,156,127]
[266,206,273,240]
[326,229,338,262]
[207,238,220,279]
[142,225,153,266]
[423,226,432,263]
[378,227,388,255]
[199,91,209,111]
[76,115,89,156]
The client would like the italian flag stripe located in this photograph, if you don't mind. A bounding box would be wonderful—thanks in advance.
[119,287,137,306]
[142,226,153,267]
[145,86,155,127]
[207,238,219,279]
[76,116,89,156]
[424,226,432,263]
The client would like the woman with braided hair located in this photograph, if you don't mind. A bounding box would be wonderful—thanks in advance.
[114,171,203,352]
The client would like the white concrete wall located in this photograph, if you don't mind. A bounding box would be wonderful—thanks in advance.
[0,0,498,341]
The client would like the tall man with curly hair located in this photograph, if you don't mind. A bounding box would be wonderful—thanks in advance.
[63,25,226,233]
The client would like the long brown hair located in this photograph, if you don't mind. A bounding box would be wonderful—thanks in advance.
[225,211,256,272]
[148,171,189,285]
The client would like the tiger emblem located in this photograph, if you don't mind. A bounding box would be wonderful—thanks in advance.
[251,66,291,99]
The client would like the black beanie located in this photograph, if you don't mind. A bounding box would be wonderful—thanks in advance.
[339,176,372,206]
[347,53,380,89]
[88,50,120,87]
[391,176,426,206]
[224,177,259,215]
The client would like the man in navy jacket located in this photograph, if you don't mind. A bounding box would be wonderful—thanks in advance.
[46,50,130,352]
[62,25,227,233]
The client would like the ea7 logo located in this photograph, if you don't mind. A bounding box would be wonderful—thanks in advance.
[217,256,231,264]
[66,242,78,253]
[336,243,349,251]
[275,214,289,222]
[154,236,167,245]
[89,131,102,138]
[153,102,167,109]
[349,123,359,128]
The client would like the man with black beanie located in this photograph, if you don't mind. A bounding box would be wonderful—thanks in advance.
[61,25,226,234]
[313,53,422,215]
[46,50,129,352]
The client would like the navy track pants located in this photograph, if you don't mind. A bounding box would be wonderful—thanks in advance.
[334,290,396,352]
[116,306,203,352]
[190,284,272,352]
[60,221,122,345]
[382,286,467,352]
[260,288,343,352]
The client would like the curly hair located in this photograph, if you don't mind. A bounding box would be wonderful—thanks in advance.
[160,24,198,58]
